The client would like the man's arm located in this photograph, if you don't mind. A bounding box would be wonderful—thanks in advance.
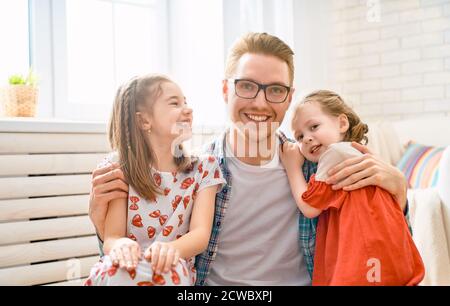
[326,142,408,213]
[89,162,128,241]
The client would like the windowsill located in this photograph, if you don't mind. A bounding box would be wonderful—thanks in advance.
[0,117,225,135]
[0,117,107,134]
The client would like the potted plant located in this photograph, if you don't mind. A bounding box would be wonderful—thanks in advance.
[1,68,39,117]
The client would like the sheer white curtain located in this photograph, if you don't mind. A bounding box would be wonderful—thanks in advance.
[223,0,295,61]
[288,0,332,138]
[167,0,225,128]
[240,0,294,46]
[292,0,331,93]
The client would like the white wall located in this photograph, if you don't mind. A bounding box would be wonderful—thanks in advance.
[324,0,450,121]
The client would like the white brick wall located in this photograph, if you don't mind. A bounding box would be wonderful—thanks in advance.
[327,0,450,122]
[361,89,401,104]
[401,32,443,48]
[361,38,399,54]
[402,85,445,100]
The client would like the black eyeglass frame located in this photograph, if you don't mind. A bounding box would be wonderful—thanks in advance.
[231,79,292,104]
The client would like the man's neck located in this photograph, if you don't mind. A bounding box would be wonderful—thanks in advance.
[227,127,278,166]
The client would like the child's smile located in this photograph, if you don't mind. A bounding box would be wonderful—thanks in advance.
[292,102,348,163]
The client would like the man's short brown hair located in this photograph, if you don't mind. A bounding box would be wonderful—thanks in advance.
[225,32,295,86]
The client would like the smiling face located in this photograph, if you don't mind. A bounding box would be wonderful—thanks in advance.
[137,81,193,144]
[223,53,294,143]
[292,102,349,163]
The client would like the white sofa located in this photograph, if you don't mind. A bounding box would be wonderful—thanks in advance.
[366,117,450,286]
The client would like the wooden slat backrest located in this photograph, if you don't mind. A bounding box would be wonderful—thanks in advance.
[0,122,222,286]
[0,126,109,286]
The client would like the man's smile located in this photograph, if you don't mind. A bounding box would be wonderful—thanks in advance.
[244,113,272,123]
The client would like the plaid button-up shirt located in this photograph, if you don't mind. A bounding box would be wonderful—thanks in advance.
[194,129,410,286]
[195,130,319,285]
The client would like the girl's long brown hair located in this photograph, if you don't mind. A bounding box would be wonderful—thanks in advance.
[292,90,369,145]
[108,74,195,201]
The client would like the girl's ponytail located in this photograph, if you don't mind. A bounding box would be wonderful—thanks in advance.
[344,112,369,145]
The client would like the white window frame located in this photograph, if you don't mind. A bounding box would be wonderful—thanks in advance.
[29,0,55,118]
[30,0,169,121]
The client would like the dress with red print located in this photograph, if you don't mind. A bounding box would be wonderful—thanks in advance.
[85,155,226,286]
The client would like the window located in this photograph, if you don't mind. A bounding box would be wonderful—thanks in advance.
[0,0,30,84]
[2,0,293,129]
[53,0,168,121]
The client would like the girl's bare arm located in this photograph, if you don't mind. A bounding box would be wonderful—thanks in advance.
[167,185,218,259]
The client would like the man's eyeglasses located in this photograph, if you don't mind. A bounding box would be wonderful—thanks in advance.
[230,79,291,104]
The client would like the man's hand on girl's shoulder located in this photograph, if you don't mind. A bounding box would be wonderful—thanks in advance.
[89,162,129,240]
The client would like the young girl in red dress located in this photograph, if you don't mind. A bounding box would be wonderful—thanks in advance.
[280,90,424,286]
[85,74,225,286]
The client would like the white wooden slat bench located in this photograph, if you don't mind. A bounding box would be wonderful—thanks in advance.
[0,119,109,286]
[0,119,222,286]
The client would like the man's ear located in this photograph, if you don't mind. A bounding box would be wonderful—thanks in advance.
[222,79,229,104]
[338,114,350,134]
[135,112,152,131]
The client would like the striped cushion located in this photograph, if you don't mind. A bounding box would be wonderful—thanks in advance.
[397,143,445,189]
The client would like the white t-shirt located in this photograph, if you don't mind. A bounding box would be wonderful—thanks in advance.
[206,137,311,286]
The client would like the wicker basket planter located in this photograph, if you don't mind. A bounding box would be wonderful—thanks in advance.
[1,85,38,117]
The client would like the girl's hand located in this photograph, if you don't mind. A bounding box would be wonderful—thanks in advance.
[326,142,407,210]
[109,238,141,271]
[280,142,305,170]
[144,242,180,275]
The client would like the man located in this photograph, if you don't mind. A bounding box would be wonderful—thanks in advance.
[89,32,408,285]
